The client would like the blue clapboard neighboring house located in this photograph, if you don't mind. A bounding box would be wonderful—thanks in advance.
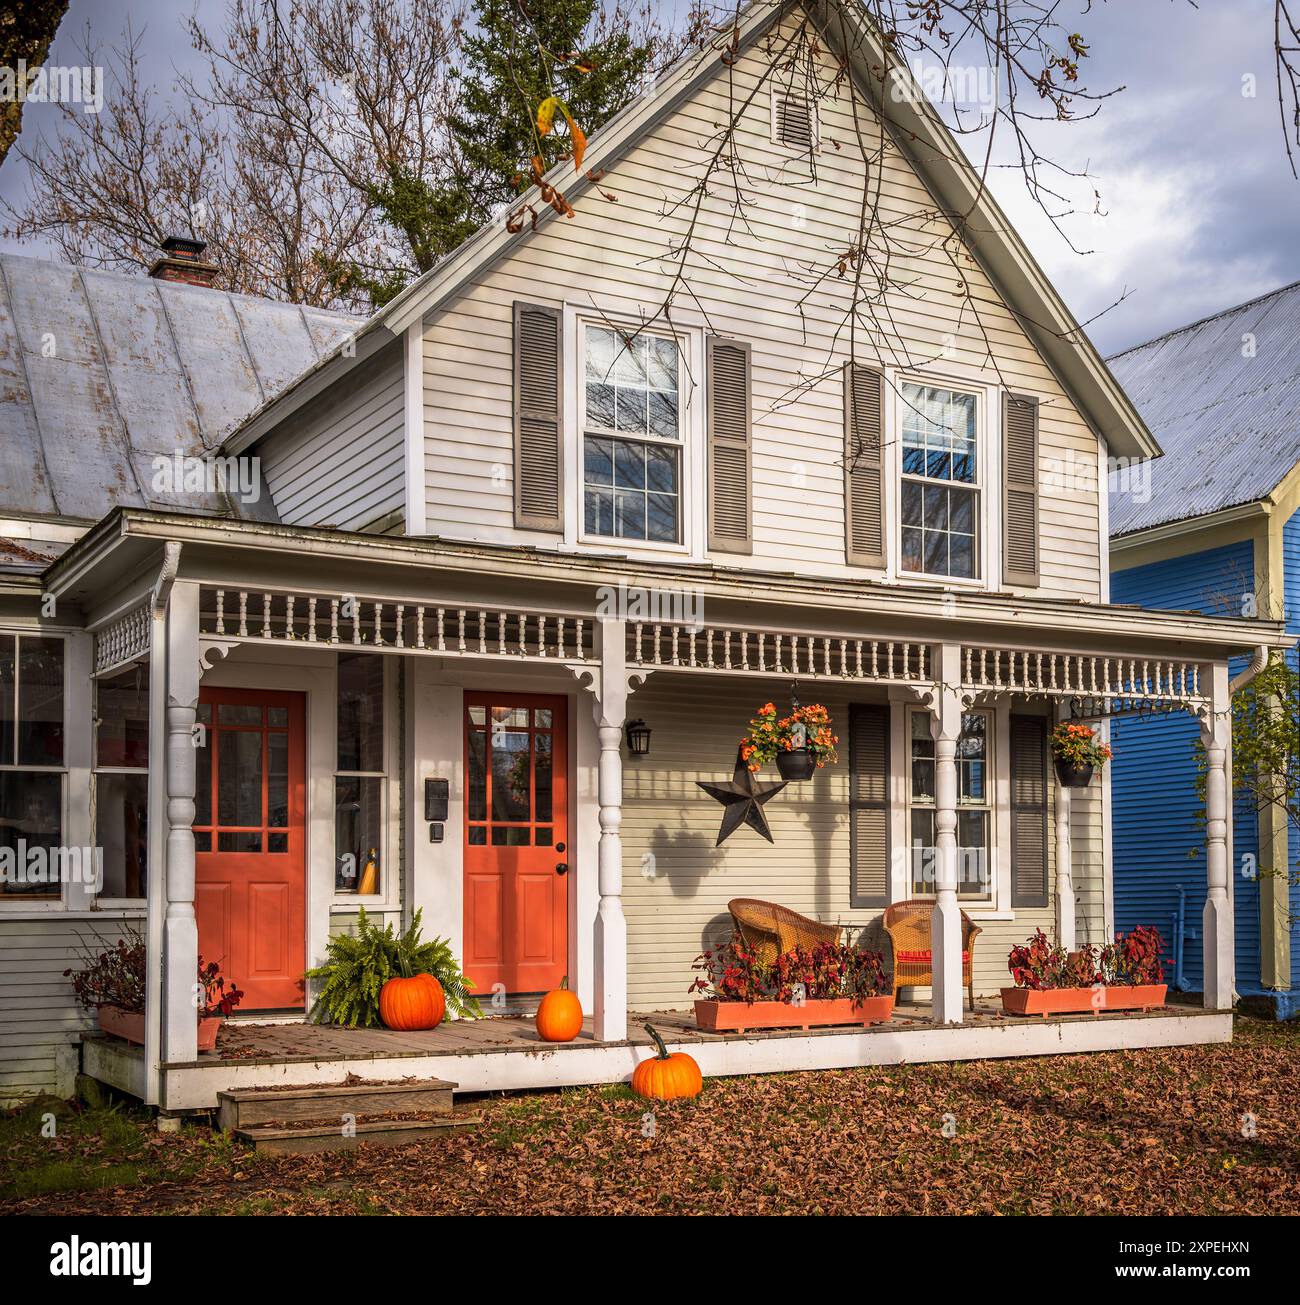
[1108,280,1300,1018]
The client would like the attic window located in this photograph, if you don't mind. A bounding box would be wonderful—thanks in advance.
[773,92,817,151]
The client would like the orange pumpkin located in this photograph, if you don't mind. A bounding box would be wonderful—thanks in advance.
[631,1023,703,1100]
[379,973,445,1030]
[535,975,583,1043]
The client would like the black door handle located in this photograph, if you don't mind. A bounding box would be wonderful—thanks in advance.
[555,861,569,876]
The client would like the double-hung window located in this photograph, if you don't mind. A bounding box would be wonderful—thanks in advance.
[334,652,386,895]
[907,707,992,902]
[900,382,980,579]
[581,325,682,544]
[0,634,65,899]
[94,665,149,899]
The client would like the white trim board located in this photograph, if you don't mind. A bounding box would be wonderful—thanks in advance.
[81,1011,1233,1112]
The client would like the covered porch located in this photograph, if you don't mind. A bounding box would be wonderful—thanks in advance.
[49,512,1288,1107]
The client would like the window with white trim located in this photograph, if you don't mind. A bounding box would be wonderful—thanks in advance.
[335,652,386,895]
[581,324,682,544]
[94,664,149,899]
[907,707,992,902]
[899,382,980,579]
[0,633,65,899]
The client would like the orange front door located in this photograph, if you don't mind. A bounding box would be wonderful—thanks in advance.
[194,688,307,1011]
[463,694,568,996]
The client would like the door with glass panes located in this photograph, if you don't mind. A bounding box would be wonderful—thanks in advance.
[194,688,306,1010]
[463,695,568,996]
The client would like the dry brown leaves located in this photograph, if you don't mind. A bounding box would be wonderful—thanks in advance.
[5,1018,1300,1216]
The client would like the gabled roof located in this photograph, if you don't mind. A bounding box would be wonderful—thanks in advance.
[0,251,358,527]
[223,0,1159,463]
[1107,280,1300,538]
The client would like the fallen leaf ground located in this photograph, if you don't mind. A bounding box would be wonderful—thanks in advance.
[3,1017,1299,1216]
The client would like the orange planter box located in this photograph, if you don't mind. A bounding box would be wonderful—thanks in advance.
[1000,985,1167,1018]
[694,995,895,1033]
[97,1005,225,1053]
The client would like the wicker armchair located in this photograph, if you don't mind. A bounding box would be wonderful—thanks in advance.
[728,898,843,966]
[882,899,981,1011]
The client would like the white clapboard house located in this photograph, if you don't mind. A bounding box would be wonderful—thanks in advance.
[0,1,1286,1110]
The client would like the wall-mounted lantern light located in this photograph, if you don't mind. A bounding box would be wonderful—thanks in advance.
[625,719,652,757]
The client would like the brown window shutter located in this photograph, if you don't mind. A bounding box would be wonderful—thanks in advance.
[1002,392,1040,586]
[706,337,752,553]
[849,703,890,908]
[1010,713,1049,909]
[513,302,563,531]
[845,364,886,567]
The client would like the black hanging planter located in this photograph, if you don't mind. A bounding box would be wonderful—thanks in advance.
[1054,758,1094,789]
[777,748,817,782]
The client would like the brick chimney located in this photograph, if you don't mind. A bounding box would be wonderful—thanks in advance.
[148,235,220,288]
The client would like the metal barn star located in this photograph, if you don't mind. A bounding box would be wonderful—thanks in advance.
[696,750,788,845]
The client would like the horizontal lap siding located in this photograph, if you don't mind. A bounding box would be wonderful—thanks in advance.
[621,679,1080,1010]
[0,918,135,1103]
[261,347,405,533]
[1111,542,1258,992]
[421,10,1102,600]
[1284,507,1300,988]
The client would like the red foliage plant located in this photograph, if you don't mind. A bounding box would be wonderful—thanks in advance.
[691,939,886,1004]
[65,927,242,1018]
[1007,926,1165,990]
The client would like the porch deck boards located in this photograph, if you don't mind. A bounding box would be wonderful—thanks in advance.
[168,1000,1212,1069]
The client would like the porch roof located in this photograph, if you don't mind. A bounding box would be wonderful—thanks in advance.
[46,510,1291,668]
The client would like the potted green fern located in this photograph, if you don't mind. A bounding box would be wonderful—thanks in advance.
[305,907,479,1028]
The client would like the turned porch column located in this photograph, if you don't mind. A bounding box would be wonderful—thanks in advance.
[929,645,965,1024]
[162,580,201,1064]
[592,618,628,1042]
[1054,708,1076,953]
[1200,662,1235,1011]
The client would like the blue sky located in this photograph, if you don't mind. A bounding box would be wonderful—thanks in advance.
[2,0,1297,354]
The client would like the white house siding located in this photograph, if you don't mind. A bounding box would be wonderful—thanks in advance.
[420,8,1104,602]
[619,677,1072,1013]
[258,343,406,533]
[0,915,138,1105]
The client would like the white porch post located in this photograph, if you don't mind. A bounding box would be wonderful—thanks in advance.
[162,581,201,1064]
[929,644,964,1024]
[1200,662,1235,1011]
[1054,708,1076,953]
[592,618,627,1041]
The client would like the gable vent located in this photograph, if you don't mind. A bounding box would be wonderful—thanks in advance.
[774,93,816,151]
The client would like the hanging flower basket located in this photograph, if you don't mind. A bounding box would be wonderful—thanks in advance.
[740,701,838,780]
[1049,721,1111,788]
[1053,758,1094,788]
[776,749,817,781]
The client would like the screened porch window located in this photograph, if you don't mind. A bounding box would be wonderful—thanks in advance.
[581,325,682,544]
[899,383,979,579]
[335,653,385,894]
[0,634,65,899]
[94,664,149,899]
[908,708,991,901]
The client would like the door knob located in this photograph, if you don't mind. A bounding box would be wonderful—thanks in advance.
[555,861,569,876]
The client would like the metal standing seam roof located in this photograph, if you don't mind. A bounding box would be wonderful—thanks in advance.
[0,251,359,533]
[1107,279,1300,538]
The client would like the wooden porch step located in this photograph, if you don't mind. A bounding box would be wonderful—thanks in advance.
[234,1110,480,1155]
[217,1077,457,1132]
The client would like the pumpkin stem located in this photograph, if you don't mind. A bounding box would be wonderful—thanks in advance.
[644,1022,670,1060]
[560,974,569,990]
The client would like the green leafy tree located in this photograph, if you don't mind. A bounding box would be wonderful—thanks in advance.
[449,0,673,225]
[1199,655,1300,925]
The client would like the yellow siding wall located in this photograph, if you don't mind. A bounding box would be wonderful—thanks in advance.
[421,9,1103,600]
